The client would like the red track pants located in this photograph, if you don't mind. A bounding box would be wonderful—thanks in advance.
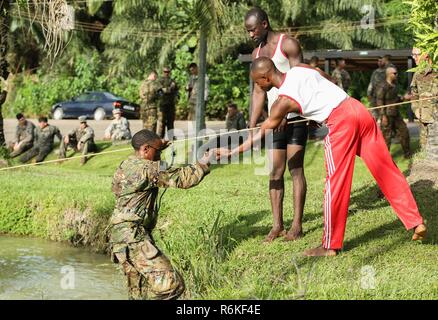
[322,97,423,250]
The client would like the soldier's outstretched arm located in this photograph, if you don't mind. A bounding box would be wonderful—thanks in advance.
[156,155,211,189]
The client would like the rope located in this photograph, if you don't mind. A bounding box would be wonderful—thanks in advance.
[0,96,436,172]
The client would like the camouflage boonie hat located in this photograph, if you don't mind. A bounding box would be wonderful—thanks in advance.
[78,116,87,123]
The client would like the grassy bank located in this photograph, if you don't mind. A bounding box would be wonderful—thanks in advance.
[0,139,437,299]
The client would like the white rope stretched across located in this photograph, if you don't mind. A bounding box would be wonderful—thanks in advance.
[0,95,436,172]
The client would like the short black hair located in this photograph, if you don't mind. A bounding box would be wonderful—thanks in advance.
[245,6,270,26]
[16,113,24,120]
[227,102,238,109]
[310,56,319,64]
[382,54,392,61]
[38,116,48,123]
[131,129,161,151]
[336,58,346,66]
[189,63,198,69]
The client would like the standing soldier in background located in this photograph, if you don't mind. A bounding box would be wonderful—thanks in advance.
[376,67,411,159]
[139,70,161,132]
[59,116,96,165]
[368,55,395,121]
[309,56,322,71]
[406,48,438,150]
[20,116,61,163]
[186,63,209,121]
[104,109,132,143]
[110,129,212,300]
[157,67,178,138]
[9,113,35,158]
[331,59,351,92]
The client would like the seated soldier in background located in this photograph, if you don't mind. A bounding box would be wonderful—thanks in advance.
[9,113,35,158]
[59,116,96,165]
[104,109,132,143]
[225,102,246,131]
[20,116,61,163]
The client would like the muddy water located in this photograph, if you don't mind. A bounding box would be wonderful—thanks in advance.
[0,235,127,300]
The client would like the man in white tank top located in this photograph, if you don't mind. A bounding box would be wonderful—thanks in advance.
[244,7,310,243]
[217,57,427,256]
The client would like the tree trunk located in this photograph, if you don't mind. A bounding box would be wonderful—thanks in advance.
[0,0,10,146]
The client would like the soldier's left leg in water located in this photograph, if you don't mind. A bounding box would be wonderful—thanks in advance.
[128,240,185,300]
[394,117,411,158]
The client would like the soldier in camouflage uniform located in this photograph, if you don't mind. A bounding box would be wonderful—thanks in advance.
[58,116,96,165]
[9,113,35,158]
[110,129,212,300]
[139,71,162,133]
[157,67,178,139]
[331,59,351,92]
[368,55,396,121]
[225,102,246,131]
[408,48,438,150]
[20,116,62,163]
[376,67,411,158]
[104,109,132,143]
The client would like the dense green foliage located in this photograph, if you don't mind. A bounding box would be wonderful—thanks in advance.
[406,0,438,70]
[0,138,437,299]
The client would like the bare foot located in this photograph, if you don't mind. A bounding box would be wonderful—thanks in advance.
[263,228,286,243]
[284,226,303,241]
[412,224,427,241]
[303,246,337,257]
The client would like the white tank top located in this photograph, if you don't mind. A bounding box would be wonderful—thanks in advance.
[256,34,298,118]
[278,66,349,123]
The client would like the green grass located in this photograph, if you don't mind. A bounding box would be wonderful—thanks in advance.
[0,138,437,299]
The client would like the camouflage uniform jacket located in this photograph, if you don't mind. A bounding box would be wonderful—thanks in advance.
[15,120,36,144]
[226,112,246,131]
[105,117,131,136]
[35,124,62,148]
[331,68,351,92]
[69,126,95,143]
[110,157,210,250]
[410,66,438,124]
[188,74,209,105]
[367,68,386,106]
[158,77,178,105]
[139,79,162,109]
[376,81,401,117]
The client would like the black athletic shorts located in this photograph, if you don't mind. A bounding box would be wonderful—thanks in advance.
[268,117,308,149]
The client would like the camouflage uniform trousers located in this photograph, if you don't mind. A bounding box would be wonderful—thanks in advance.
[380,116,411,157]
[20,144,53,163]
[141,104,158,133]
[426,118,438,162]
[111,129,131,143]
[112,238,185,300]
[418,121,433,151]
[9,141,33,158]
[157,103,175,138]
[59,135,97,164]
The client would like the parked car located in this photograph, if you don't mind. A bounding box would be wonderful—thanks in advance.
[51,91,140,121]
